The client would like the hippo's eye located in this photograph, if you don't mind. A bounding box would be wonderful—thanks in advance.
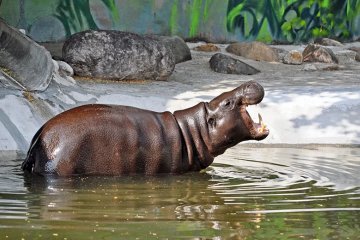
[223,100,233,109]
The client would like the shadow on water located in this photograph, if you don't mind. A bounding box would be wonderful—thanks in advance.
[0,146,360,239]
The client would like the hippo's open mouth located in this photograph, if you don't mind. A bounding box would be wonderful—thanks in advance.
[240,105,269,140]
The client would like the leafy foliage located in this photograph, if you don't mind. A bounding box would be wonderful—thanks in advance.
[51,0,358,42]
[54,0,118,36]
[227,0,360,43]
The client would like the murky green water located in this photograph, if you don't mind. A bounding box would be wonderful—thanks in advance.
[1,146,360,240]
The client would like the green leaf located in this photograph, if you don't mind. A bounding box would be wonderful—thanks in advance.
[281,21,292,31]
[189,0,202,37]
[257,17,272,42]
[284,9,297,22]
[227,3,245,32]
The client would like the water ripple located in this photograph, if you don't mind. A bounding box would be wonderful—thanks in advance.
[0,147,360,239]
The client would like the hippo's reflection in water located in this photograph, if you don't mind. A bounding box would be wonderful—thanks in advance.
[22,171,257,238]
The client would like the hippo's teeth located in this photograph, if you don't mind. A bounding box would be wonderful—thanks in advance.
[258,113,267,133]
[258,113,262,123]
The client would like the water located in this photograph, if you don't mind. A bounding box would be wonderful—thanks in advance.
[0,146,360,240]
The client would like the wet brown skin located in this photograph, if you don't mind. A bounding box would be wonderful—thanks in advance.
[22,81,269,176]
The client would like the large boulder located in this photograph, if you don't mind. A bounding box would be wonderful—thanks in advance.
[314,38,343,47]
[302,44,338,64]
[147,35,191,64]
[63,30,175,81]
[226,42,279,62]
[348,47,360,62]
[209,53,260,75]
[0,19,54,91]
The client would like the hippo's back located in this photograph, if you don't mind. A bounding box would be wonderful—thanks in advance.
[23,104,185,176]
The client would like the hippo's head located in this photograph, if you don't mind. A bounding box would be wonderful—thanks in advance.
[205,81,269,156]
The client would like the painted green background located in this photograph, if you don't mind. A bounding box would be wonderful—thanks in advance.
[0,0,359,42]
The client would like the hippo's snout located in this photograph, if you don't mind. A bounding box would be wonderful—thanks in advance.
[240,81,265,105]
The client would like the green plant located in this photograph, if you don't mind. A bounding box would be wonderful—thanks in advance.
[54,0,118,36]
[227,0,292,42]
[188,0,217,38]
[227,0,360,43]
[280,0,360,42]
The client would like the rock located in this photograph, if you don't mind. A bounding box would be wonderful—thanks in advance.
[335,50,357,64]
[40,42,64,60]
[28,16,66,42]
[226,41,279,62]
[209,53,260,75]
[193,43,220,52]
[348,47,360,62]
[52,60,76,86]
[57,60,74,77]
[302,63,344,71]
[271,47,288,62]
[302,64,318,71]
[320,64,343,71]
[146,35,191,64]
[302,44,338,64]
[0,19,54,91]
[314,38,343,47]
[283,50,303,65]
[63,30,175,81]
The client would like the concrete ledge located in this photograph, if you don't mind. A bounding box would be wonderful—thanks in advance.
[0,19,53,91]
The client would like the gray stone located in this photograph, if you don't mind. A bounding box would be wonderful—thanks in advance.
[314,38,343,47]
[271,47,288,62]
[209,53,260,75]
[348,47,360,62]
[302,63,344,71]
[40,42,64,60]
[28,16,66,42]
[147,35,191,64]
[193,43,220,52]
[63,30,175,81]
[226,42,279,62]
[0,19,54,91]
[57,60,74,77]
[335,50,357,64]
[303,44,338,64]
[52,60,76,86]
[302,64,318,71]
[283,50,303,65]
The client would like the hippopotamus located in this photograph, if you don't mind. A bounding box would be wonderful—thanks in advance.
[22,81,269,176]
